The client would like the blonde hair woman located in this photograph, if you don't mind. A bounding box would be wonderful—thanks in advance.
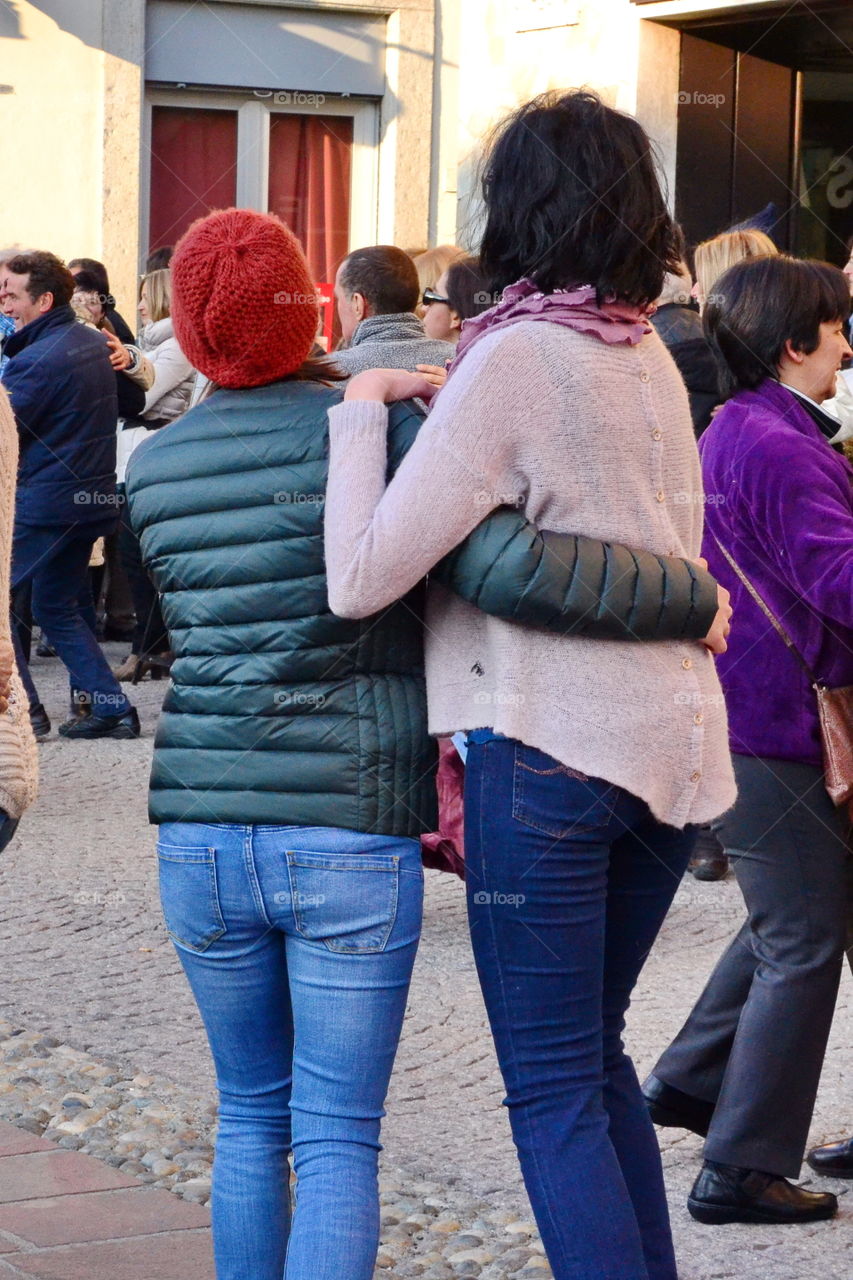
[410,245,463,316]
[114,267,195,682]
[692,229,777,312]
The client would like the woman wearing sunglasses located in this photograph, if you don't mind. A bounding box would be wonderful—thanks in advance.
[422,257,493,346]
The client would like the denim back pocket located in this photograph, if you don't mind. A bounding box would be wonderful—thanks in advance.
[157,843,227,953]
[511,743,617,838]
[285,850,399,953]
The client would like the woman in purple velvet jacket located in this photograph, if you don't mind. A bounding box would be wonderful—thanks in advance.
[643,255,853,1226]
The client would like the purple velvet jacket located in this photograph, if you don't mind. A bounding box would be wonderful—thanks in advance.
[700,378,853,766]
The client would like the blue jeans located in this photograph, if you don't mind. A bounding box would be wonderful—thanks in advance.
[11,520,131,716]
[157,822,424,1280]
[464,738,696,1280]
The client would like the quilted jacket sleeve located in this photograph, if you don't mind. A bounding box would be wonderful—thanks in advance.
[385,404,719,641]
[434,507,719,641]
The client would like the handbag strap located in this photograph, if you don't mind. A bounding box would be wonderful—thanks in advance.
[712,535,821,687]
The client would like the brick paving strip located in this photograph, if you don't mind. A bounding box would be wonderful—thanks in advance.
[0,1119,212,1279]
[0,1026,551,1279]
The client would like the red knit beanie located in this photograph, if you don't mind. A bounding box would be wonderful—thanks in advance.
[170,208,319,389]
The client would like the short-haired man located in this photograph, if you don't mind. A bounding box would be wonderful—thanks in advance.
[333,245,455,374]
[1,251,139,739]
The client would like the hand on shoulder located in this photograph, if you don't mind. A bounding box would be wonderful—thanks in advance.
[344,369,439,405]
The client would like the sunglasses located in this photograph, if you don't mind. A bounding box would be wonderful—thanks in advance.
[422,287,450,307]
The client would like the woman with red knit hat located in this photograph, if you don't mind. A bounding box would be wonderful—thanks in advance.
[125,206,730,1280]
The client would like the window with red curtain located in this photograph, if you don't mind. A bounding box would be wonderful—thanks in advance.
[267,114,353,284]
[149,107,238,255]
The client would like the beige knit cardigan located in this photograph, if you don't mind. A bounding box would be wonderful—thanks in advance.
[325,320,736,829]
[0,386,38,820]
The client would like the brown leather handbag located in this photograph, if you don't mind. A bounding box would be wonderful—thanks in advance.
[715,539,853,806]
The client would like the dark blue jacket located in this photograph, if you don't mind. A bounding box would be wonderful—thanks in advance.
[4,306,118,526]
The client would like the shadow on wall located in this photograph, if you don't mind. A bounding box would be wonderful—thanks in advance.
[0,2,22,39]
[0,1,105,49]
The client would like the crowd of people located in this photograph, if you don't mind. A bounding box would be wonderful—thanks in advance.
[1,86,853,1280]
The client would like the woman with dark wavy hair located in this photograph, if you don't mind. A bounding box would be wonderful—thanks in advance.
[324,90,735,1279]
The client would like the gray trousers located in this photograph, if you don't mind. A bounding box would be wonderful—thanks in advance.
[653,755,851,1178]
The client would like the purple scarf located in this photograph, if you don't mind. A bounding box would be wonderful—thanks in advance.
[445,278,652,382]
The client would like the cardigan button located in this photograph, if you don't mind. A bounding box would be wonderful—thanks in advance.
[640,371,651,383]
[656,490,665,503]
[682,658,693,670]
[693,712,704,725]
[691,770,701,782]
[652,428,662,440]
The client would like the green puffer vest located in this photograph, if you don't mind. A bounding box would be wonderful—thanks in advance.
[126,380,437,836]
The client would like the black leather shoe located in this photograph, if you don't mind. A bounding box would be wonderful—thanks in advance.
[29,704,51,741]
[687,1160,838,1224]
[807,1136,853,1179]
[642,1074,714,1137]
[35,637,56,658]
[690,850,729,881]
[58,707,140,740]
[689,827,729,881]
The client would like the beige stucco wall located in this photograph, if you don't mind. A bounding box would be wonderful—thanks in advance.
[0,5,105,260]
[0,0,688,307]
[0,2,144,319]
[376,3,436,250]
[434,0,683,248]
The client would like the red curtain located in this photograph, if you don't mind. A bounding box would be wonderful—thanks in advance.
[267,114,353,284]
[149,107,238,254]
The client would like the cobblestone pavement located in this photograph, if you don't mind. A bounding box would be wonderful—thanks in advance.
[0,647,851,1278]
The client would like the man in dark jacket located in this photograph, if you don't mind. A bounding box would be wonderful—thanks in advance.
[1,251,138,739]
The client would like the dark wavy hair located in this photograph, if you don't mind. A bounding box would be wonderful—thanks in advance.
[444,255,493,320]
[5,251,75,309]
[704,256,850,397]
[478,90,680,306]
[68,257,114,306]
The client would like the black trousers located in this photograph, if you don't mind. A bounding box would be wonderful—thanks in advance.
[653,754,850,1178]
[118,493,168,658]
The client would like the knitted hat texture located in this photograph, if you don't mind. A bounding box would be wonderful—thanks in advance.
[171,208,319,389]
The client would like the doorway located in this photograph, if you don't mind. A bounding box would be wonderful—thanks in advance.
[664,1,853,259]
